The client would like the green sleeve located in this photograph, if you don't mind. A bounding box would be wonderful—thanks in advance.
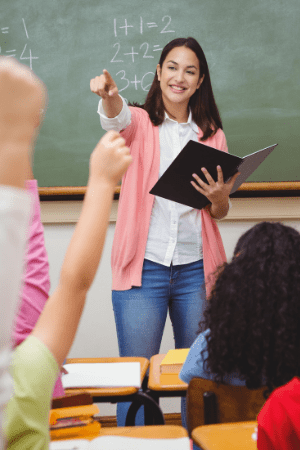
[4,335,59,450]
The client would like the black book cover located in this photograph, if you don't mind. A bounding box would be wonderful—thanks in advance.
[150,140,242,210]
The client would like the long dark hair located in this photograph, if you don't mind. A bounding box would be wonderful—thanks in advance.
[130,37,222,141]
[200,222,300,393]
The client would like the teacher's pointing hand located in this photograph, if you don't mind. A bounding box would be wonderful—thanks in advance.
[90,69,118,99]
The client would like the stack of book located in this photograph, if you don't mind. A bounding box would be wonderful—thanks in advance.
[159,349,189,384]
[50,393,101,440]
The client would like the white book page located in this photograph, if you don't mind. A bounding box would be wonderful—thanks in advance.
[230,144,277,194]
[50,439,89,450]
[89,436,191,450]
[62,362,141,389]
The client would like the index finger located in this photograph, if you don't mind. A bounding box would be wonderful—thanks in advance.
[103,69,114,83]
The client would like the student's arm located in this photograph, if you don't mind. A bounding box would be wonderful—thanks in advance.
[0,58,45,189]
[31,131,132,367]
[90,69,123,118]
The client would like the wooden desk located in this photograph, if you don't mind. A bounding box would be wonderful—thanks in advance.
[65,357,149,399]
[100,425,188,439]
[64,357,164,425]
[192,421,257,450]
[51,425,188,441]
[143,354,188,426]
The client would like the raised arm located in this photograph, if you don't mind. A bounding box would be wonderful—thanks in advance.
[90,69,123,118]
[0,58,45,189]
[31,131,132,366]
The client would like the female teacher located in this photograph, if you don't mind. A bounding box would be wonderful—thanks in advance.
[90,37,239,425]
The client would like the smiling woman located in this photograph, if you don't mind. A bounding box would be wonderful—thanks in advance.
[156,46,204,121]
[90,37,239,429]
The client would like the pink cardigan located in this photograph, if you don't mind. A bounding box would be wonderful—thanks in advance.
[13,180,65,398]
[112,107,227,297]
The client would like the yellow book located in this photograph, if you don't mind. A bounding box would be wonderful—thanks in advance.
[50,404,99,425]
[50,403,101,441]
[160,349,189,374]
[159,373,188,386]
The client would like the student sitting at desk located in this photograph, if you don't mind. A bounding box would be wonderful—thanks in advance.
[179,221,300,428]
[0,57,132,449]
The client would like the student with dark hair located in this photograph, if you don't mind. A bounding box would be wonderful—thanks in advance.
[0,57,132,449]
[90,37,239,425]
[180,222,300,431]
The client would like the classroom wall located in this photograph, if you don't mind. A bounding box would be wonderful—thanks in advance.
[42,200,300,416]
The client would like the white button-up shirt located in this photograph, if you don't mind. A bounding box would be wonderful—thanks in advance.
[98,97,204,267]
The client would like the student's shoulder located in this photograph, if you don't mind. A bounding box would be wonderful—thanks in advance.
[269,377,300,404]
[13,335,59,377]
[189,329,210,355]
[179,330,210,383]
[5,336,58,450]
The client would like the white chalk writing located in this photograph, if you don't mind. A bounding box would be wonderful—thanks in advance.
[109,15,175,95]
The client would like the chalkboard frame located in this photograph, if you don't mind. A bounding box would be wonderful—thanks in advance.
[38,181,300,201]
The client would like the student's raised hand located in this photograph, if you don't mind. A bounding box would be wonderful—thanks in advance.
[0,57,46,145]
[89,130,132,187]
[90,69,118,98]
[0,58,46,188]
[191,166,240,219]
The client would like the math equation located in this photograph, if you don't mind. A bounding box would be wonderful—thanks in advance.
[0,18,38,70]
[108,15,176,98]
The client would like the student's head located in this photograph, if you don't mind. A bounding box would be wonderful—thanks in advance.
[200,221,300,393]
[143,37,222,140]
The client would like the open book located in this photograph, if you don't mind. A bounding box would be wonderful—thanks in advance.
[62,362,141,389]
[150,142,278,209]
[50,436,191,450]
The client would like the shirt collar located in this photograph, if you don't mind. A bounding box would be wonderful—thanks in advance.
[164,110,199,134]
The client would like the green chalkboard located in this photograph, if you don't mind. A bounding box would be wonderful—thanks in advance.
[1,0,299,189]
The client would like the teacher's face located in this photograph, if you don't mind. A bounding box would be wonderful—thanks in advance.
[157,46,204,110]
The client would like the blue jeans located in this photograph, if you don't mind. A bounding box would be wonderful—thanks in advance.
[112,258,205,428]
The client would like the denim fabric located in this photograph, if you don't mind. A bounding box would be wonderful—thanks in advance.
[112,258,205,428]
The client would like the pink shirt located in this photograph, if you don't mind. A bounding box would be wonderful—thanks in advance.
[13,179,64,398]
[112,107,227,296]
